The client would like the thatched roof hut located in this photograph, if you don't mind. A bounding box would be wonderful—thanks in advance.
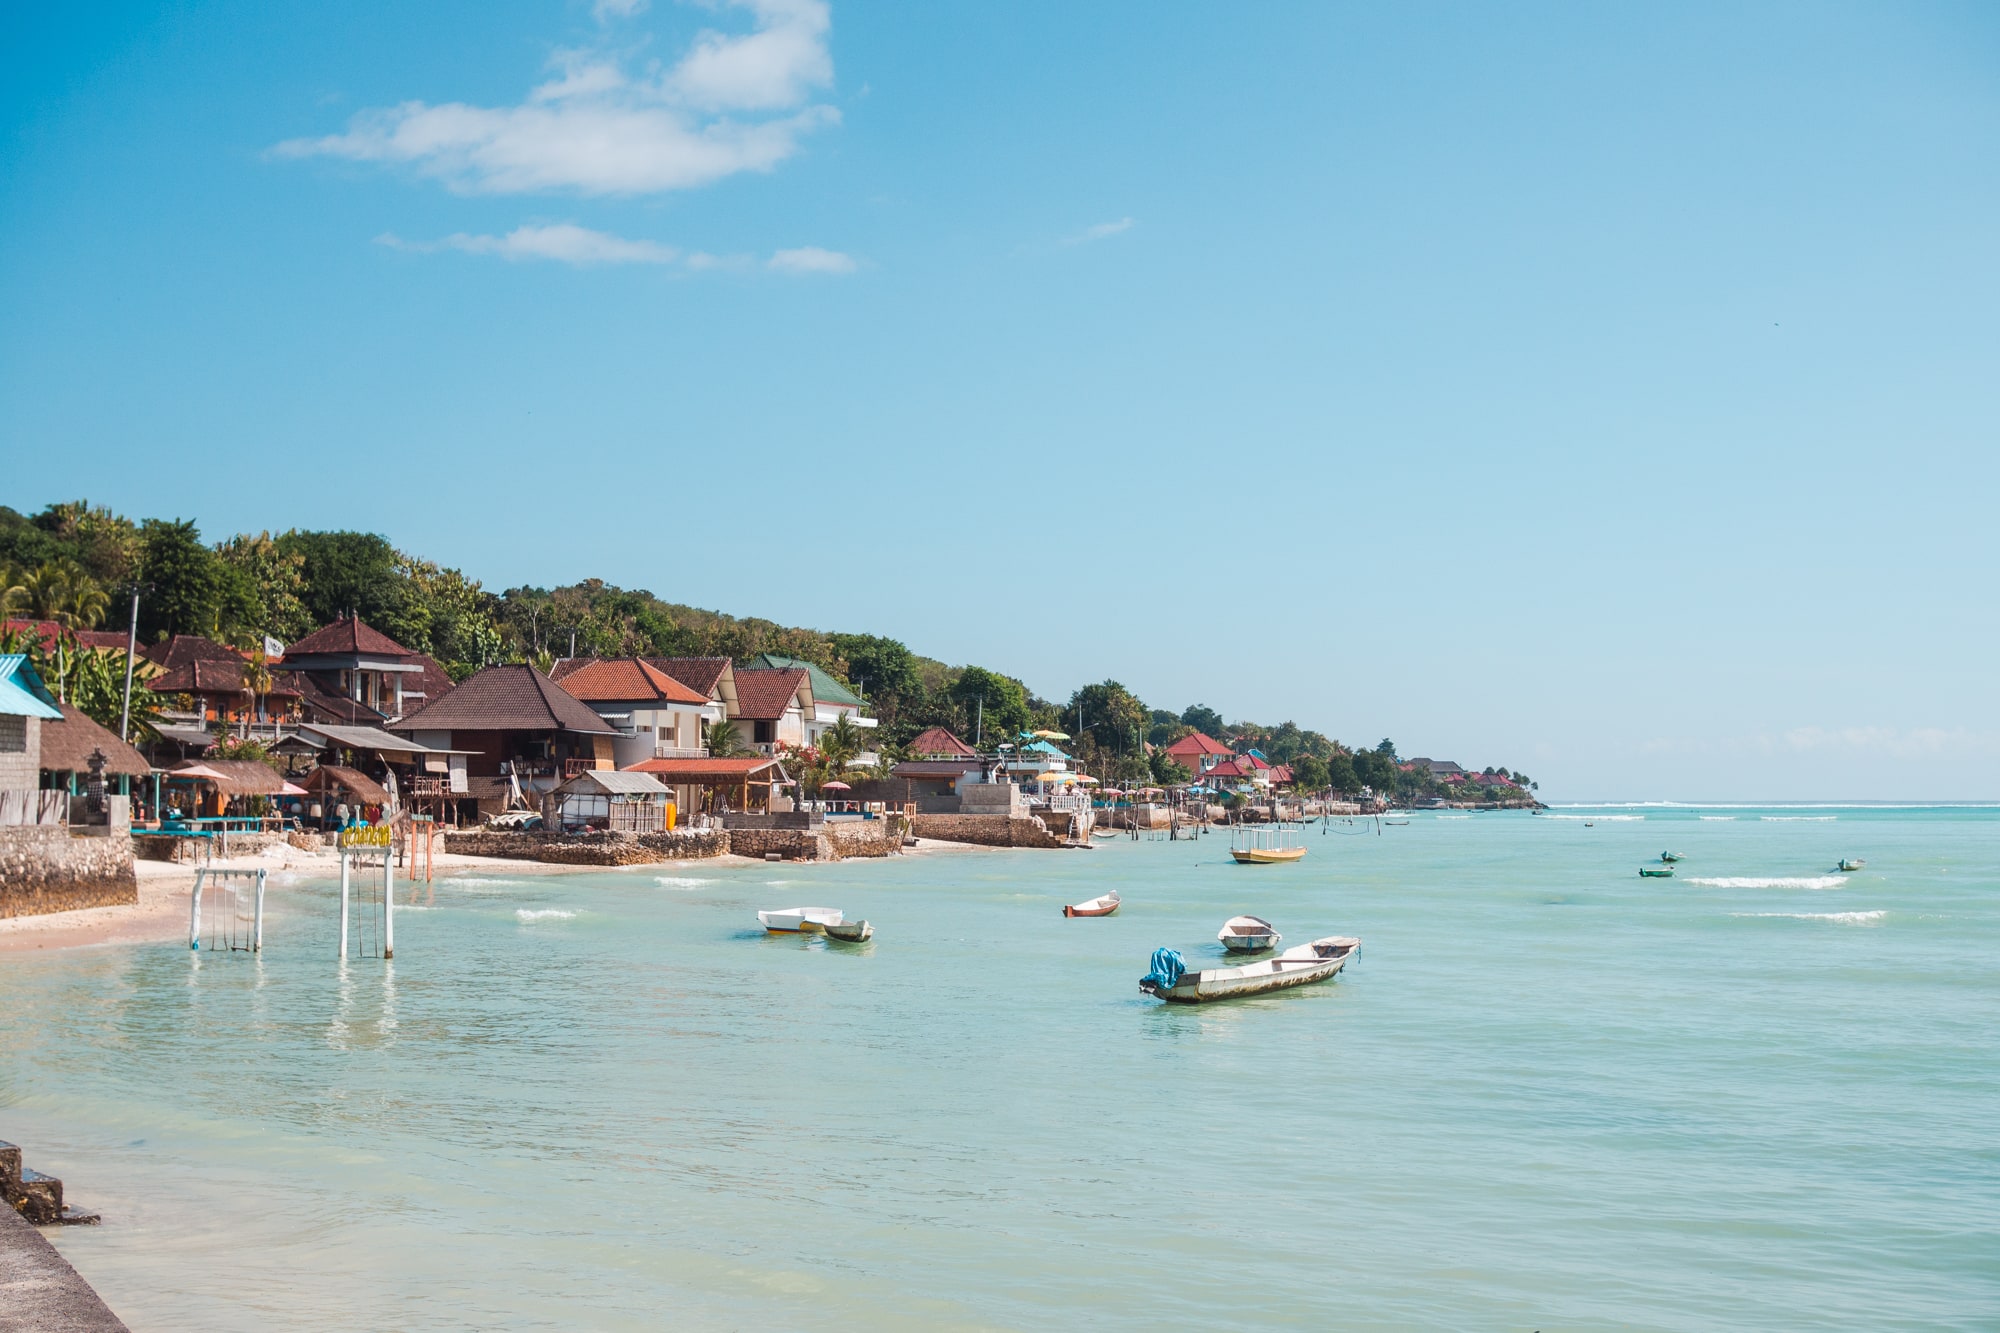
[38,704,149,779]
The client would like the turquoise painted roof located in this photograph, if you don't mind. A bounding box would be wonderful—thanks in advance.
[751,654,865,709]
[0,655,62,719]
[1019,738,1069,756]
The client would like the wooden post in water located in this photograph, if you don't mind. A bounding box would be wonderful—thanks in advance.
[189,866,205,950]
[253,868,265,952]
[338,849,351,960]
[383,848,395,960]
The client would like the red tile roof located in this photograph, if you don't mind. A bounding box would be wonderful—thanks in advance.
[284,615,415,658]
[730,667,810,721]
[142,635,243,671]
[1,620,131,652]
[392,664,614,735]
[625,756,788,782]
[1165,731,1231,758]
[644,657,731,697]
[908,726,976,757]
[149,658,301,697]
[1203,758,1251,779]
[555,657,709,705]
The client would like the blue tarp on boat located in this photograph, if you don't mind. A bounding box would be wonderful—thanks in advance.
[1143,947,1186,990]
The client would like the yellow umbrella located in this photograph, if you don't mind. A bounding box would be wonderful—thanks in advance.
[1032,730,1070,741]
[1034,771,1065,781]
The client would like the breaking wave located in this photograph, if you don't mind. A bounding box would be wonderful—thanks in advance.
[1548,814,1645,821]
[654,877,712,889]
[1686,875,1845,890]
[1699,816,1736,821]
[515,909,575,922]
[1761,816,1836,822]
[1730,910,1886,925]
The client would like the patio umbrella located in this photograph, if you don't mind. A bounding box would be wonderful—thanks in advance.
[1031,730,1070,741]
[1034,771,1064,781]
[278,781,308,797]
[1077,776,1099,785]
[821,780,852,791]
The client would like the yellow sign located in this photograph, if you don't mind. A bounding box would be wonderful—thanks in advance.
[339,824,393,848]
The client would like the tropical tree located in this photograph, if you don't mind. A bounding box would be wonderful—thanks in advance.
[705,718,751,758]
[0,563,27,625]
[23,559,108,630]
[239,650,274,737]
[817,715,865,772]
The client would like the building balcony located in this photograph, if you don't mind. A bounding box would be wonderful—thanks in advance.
[651,746,710,760]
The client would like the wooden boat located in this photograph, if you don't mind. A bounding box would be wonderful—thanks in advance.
[757,907,844,933]
[1638,866,1674,878]
[1217,915,1281,953]
[1141,935,1359,1004]
[1063,891,1119,918]
[1660,851,1683,863]
[1836,858,1865,872]
[1229,824,1308,864]
[822,919,873,942]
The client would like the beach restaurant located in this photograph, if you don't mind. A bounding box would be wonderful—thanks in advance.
[624,755,789,815]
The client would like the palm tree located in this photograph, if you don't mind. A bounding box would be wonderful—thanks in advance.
[23,559,107,630]
[0,564,26,631]
[818,714,865,773]
[704,718,750,759]
[239,650,274,738]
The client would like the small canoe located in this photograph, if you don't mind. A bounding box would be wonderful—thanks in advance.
[1638,866,1674,878]
[1217,915,1281,953]
[1063,891,1120,918]
[758,907,844,933]
[1660,851,1682,863]
[1141,935,1359,1004]
[823,919,873,942]
[1836,859,1865,872]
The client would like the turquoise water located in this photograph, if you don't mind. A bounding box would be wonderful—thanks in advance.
[4,807,1997,1330]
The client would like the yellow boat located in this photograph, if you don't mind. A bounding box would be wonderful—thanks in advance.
[1229,824,1308,864]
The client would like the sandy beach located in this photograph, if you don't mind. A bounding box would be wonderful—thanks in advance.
[0,837,993,954]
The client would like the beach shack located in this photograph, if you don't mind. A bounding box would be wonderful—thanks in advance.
[391,664,617,818]
[624,755,789,816]
[160,758,303,823]
[37,703,150,828]
[552,768,674,833]
[298,765,392,828]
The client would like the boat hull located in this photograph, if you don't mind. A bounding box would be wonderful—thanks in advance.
[1063,892,1119,918]
[823,920,873,942]
[758,907,844,933]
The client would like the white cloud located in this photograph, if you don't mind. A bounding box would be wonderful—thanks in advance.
[593,0,649,20]
[767,245,856,274]
[1064,217,1135,245]
[273,1,836,196]
[377,224,678,265]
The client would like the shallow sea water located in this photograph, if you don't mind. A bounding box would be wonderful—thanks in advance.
[4,806,1997,1330]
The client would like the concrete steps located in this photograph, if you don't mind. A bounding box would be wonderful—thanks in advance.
[1,1142,100,1227]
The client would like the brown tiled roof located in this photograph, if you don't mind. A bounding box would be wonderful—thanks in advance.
[400,654,456,713]
[1,620,132,653]
[908,726,976,758]
[283,615,414,658]
[290,674,382,725]
[553,658,708,705]
[142,635,243,671]
[38,703,150,777]
[391,664,614,735]
[645,657,730,697]
[149,658,300,697]
[626,756,787,782]
[730,667,809,721]
[1165,731,1231,758]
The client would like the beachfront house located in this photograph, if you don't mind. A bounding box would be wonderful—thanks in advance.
[550,657,712,768]
[391,664,618,818]
[725,667,814,755]
[275,615,453,726]
[273,722,474,822]
[1164,731,1233,778]
[748,653,880,765]
[0,654,63,826]
[37,703,150,828]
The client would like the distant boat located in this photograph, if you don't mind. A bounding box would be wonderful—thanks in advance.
[1836,859,1866,872]
[1063,891,1120,918]
[1230,824,1308,864]
[1639,866,1674,878]
[1660,851,1683,863]
[1217,915,1281,953]
[1141,935,1359,1004]
[758,907,844,933]
[823,919,873,942]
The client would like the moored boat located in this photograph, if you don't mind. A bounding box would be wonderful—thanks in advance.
[1638,866,1674,878]
[1217,915,1281,952]
[1063,891,1120,918]
[1836,858,1865,872]
[1660,851,1682,862]
[757,907,844,933]
[1229,824,1308,864]
[1140,935,1359,1003]
[823,919,873,942]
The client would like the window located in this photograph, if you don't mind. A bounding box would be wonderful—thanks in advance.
[0,715,23,753]
[754,720,775,744]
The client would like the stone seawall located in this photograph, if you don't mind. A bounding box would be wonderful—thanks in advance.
[0,826,139,918]
[909,813,1065,849]
[733,816,909,862]
[442,828,730,866]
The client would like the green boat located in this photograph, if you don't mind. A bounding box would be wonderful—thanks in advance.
[1638,866,1675,878]
[1660,851,1682,863]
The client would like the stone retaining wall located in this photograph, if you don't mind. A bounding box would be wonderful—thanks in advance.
[909,813,1065,849]
[0,826,138,918]
[442,828,730,865]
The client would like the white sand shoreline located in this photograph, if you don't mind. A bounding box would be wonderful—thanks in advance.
[0,837,1000,954]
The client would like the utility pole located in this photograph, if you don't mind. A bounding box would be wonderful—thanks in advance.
[975,696,983,747]
[118,585,141,742]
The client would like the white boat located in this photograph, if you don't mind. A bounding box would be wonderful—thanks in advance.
[823,919,873,942]
[1229,823,1308,864]
[1836,858,1865,872]
[1141,935,1359,1004]
[1063,891,1120,918]
[757,907,844,934]
[1217,915,1281,952]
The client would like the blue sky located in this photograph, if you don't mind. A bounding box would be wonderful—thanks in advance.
[3,1,1998,800]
